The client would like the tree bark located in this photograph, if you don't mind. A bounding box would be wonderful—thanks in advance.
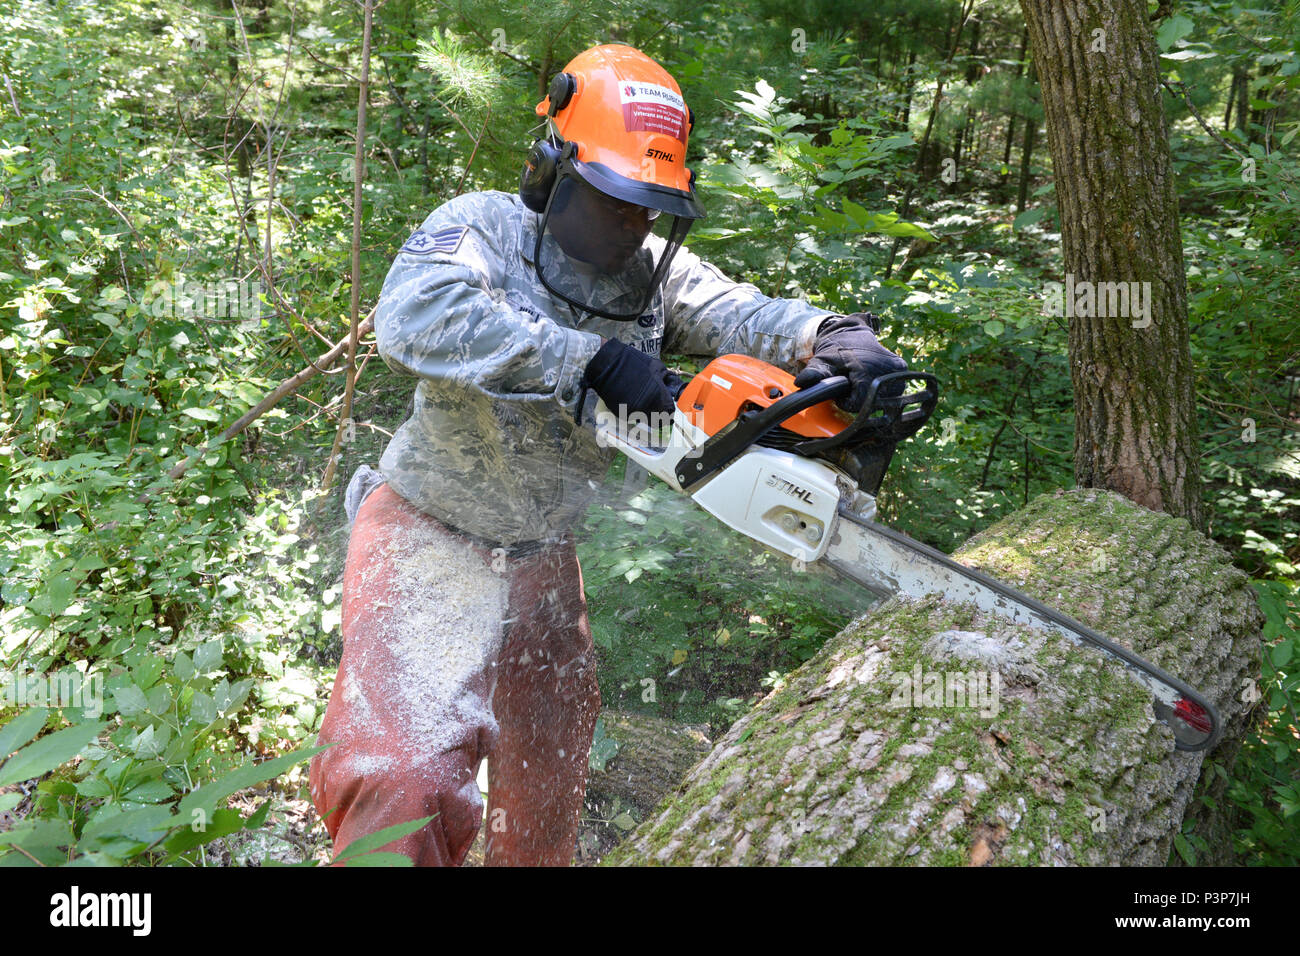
[602,490,1261,866]
[1020,0,1205,529]
[900,46,916,128]
[1234,67,1249,136]
[1015,110,1036,214]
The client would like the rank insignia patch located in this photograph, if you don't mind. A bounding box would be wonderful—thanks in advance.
[400,226,469,256]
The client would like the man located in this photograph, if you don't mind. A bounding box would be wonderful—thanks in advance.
[309,43,906,866]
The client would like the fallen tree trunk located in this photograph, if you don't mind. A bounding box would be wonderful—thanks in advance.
[602,489,1263,866]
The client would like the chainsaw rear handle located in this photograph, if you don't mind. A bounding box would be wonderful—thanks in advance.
[674,371,938,491]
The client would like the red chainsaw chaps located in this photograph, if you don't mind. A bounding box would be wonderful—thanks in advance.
[309,483,601,866]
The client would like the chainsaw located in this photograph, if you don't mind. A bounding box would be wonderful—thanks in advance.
[593,353,1223,752]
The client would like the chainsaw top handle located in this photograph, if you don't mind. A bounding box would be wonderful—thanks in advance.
[792,370,939,457]
[673,370,939,492]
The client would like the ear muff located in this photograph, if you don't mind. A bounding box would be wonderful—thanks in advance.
[547,72,576,116]
[519,138,562,213]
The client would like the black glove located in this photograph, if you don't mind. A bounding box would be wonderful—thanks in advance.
[576,338,682,423]
[793,313,907,413]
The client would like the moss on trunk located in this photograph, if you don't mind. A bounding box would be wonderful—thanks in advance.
[601,490,1262,866]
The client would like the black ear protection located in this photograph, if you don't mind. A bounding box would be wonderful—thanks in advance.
[519,138,563,213]
[520,73,578,213]
[547,72,576,115]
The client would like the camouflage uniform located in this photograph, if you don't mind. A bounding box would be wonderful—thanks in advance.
[312,189,841,866]
[373,189,835,545]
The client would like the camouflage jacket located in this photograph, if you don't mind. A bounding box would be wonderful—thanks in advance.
[374,189,835,545]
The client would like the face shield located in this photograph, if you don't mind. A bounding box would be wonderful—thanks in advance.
[532,153,699,321]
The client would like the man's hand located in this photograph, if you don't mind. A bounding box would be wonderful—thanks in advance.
[793,313,907,413]
[579,338,682,419]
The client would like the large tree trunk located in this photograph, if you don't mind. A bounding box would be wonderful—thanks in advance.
[602,490,1262,866]
[1020,0,1205,530]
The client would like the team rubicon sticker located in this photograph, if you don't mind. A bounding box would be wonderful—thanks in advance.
[618,82,688,141]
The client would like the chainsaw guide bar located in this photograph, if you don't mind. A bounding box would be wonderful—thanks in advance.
[594,355,1223,753]
[824,502,1222,751]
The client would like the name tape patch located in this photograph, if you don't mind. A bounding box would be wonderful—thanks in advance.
[401,226,469,256]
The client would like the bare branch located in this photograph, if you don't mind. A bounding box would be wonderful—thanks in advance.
[318,0,375,498]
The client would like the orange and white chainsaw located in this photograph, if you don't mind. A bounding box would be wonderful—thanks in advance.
[593,354,1222,752]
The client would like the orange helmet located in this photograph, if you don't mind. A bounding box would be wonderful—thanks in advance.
[521,44,704,220]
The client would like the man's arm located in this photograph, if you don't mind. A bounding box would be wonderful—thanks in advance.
[659,240,831,375]
[375,196,602,415]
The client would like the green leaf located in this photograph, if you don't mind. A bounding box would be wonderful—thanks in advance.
[211,678,253,715]
[0,721,105,787]
[841,198,874,226]
[131,725,161,758]
[858,211,936,240]
[1173,832,1195,865]
[1161,48,1216,61]
[0,819,73,851]
[181,407,220,422]
[333,815,435,864]
[80,804,173,844]
[1272,641,1294,669]
[177,746,325,818]
[193,640,223,674]
[145,685,170,715]
[163,807,246,856]
[75,777,115,798]
[123,779,175,803]
[110,684,146,717]
[73,554,107,572]
[190,690,218,724]
[0,709,51,760]
[611,812,636,831]
[1156,14,1194,51]
[44,573,77,617]
[1013,207,1045,231]
[130,654,165,690]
